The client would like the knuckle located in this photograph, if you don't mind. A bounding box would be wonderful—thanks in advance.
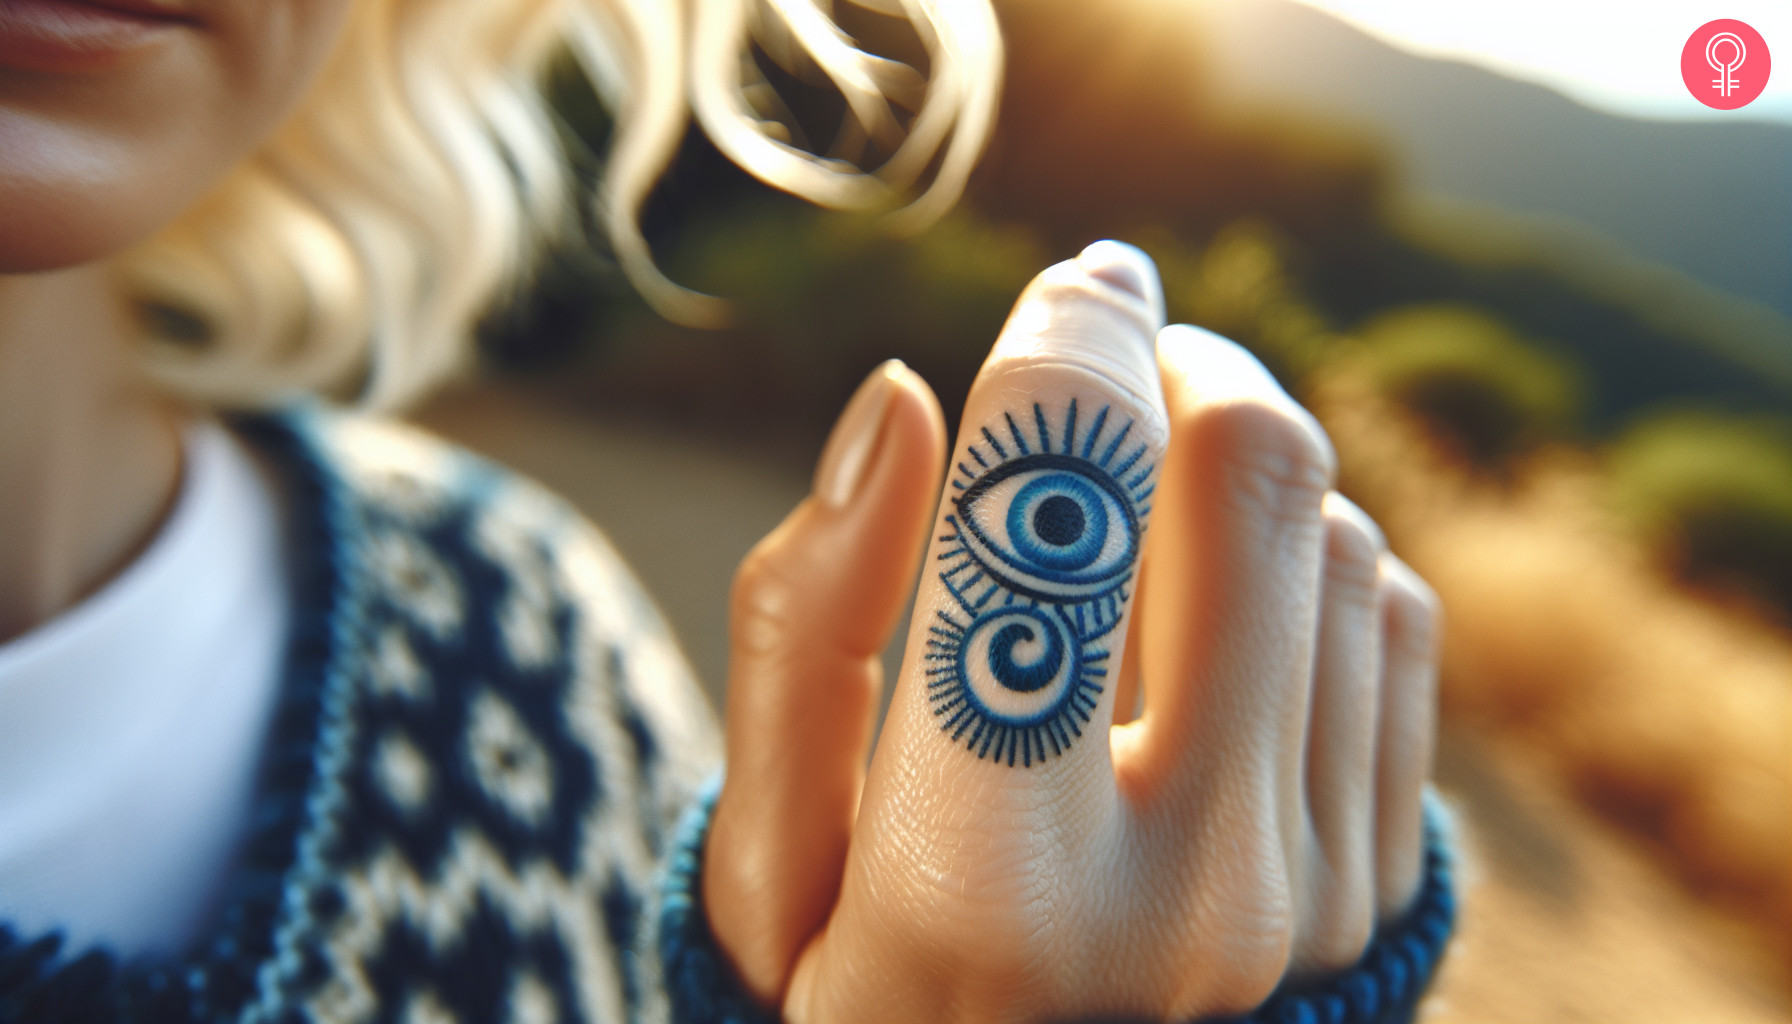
[730,541,782,609]
[730,541,803,654]
[1184,847,1296,1013]
[984,263,1168,430]
[1324,512,1385,598]
[1195,399,1338,517]
[999,264,1162,378]
[1379,556,1443,662]
[1297,839,1375,974]
[1322,492,1387,551]
[1209,926,1295,1013]
[981,358,1169,454]
[1377,841,1426,922]
[1304,899,1375,973]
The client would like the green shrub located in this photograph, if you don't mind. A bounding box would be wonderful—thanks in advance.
[1607,413,1792,617]
[1352,305,1584,469]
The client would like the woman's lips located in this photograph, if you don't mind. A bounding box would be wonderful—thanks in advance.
[0,0,195,73]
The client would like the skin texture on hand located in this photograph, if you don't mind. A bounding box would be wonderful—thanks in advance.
[706,242,1442,1023]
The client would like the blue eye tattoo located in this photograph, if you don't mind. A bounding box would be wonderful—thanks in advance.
[928,400,1156,766]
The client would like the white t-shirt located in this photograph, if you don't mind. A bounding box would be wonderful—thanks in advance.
[0,419,289,962]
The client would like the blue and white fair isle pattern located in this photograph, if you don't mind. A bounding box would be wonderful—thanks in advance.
[0,407,719,1024]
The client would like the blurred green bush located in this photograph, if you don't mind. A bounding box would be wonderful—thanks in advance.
[1145,220,1335,384]
[1606,414,1792,619]
[1349,305,1584,470]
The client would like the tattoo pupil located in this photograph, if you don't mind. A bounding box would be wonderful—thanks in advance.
[1005,473,1110,573]
[1032,496,1084,547]
[931,401,1157,766]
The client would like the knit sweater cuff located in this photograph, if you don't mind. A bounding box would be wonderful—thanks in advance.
[658,779,1457,1024]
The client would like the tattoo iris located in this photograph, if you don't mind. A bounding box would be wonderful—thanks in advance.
[929,400,1155,765]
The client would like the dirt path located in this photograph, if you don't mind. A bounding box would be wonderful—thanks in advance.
[1427,733,1787,1023]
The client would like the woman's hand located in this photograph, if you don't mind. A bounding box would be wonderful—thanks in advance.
[703,243,1442,1023]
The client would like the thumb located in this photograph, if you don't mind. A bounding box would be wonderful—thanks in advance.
[704,359,945,1003]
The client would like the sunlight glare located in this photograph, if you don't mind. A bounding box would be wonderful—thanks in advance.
[1283,0,1791,124]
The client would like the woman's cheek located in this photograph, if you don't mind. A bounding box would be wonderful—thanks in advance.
[0,0,355,273]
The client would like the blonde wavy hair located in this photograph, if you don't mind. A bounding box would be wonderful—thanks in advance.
[126,0,1002,410]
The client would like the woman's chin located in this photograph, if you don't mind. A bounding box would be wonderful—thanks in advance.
[0,201,161,275]
[0,130,198,275]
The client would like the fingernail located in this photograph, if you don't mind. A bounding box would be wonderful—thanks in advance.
[1079,240,1164,326]
[815,360,899,509]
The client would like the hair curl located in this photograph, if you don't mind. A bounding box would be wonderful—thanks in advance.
[126,0,1001,409]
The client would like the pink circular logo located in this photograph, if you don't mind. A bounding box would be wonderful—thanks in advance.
[1682,19,1770,110]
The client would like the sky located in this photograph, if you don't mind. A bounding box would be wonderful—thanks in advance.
[1288,0,1792,126]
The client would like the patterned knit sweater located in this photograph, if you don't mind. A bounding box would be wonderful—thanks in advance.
[0,407,721,1023]
[0,406,1455,1024]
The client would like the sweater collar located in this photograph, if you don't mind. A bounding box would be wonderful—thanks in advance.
[0,406,351,1021]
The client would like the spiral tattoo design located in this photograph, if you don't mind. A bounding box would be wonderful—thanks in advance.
[928,400,1156,765]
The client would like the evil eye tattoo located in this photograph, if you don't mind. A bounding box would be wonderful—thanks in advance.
[928,400,1156,766]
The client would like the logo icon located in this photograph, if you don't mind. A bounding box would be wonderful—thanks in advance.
[1682,20,1770,110]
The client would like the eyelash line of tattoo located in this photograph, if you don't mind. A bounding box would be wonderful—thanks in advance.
[926,399,1156,767]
